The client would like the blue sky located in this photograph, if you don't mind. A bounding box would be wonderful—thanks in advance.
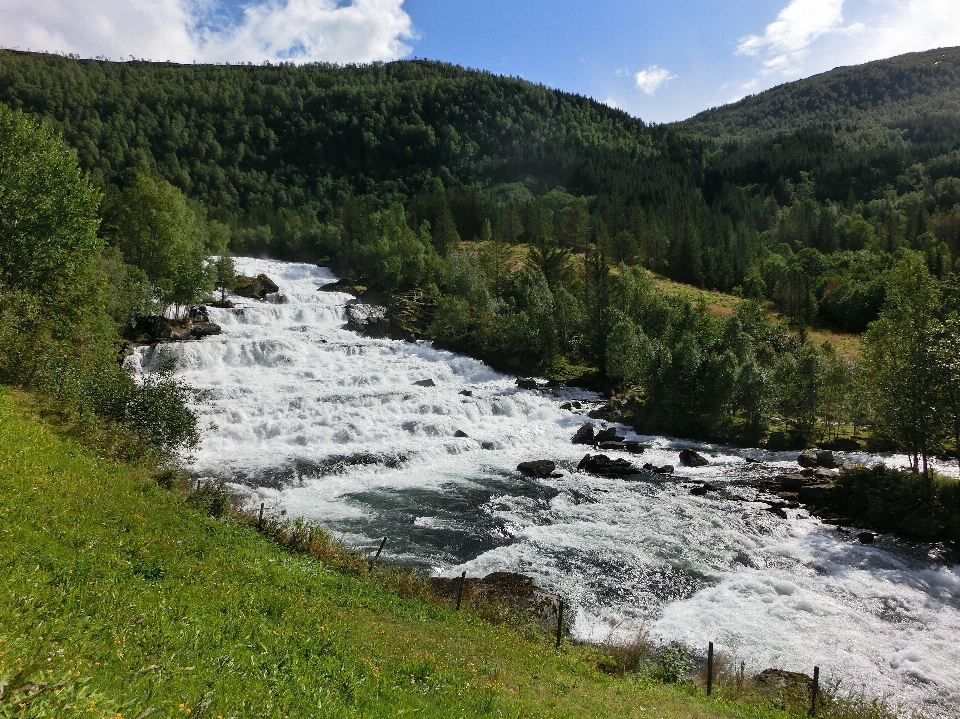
[1,0,959,122]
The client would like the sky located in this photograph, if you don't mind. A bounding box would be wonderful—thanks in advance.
[1,0,959,123]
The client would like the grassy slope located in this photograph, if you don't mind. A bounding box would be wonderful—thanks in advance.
[1,388,791,719]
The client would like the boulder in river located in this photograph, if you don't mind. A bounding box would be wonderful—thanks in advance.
[798,448,838,469]
[233,273,280,300]
[346,303,390,337]
[459,389,473,397]
[643,462,675,475]
[798,483,835,503]
[577,454,638,478]
[594,426,625,444]
[516,377,539,390]
[678,448,709,467]
[413,379,436,387]
[622,441,646,454]
[454,430,469,438]
[190,321,222,338]
[571,422,596,445]
[857,532,876,544]
[517,460,556,478]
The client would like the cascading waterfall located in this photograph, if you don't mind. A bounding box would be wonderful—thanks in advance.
[129,257,960,716]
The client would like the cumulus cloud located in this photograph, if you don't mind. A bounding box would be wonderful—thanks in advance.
[634,65,676,95]
[736,0,847,75]
[0,0,415,64]
[732,0,960,100]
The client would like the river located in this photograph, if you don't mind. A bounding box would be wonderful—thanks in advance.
[128,257,960,716]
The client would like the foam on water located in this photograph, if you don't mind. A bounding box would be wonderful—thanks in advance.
[132,257,960,715]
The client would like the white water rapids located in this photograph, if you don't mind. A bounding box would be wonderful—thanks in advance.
[129,257,960,716]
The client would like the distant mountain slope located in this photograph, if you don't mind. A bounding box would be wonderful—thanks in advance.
[682,46,960,139]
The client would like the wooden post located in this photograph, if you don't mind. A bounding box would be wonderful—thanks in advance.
[257,502,265,526]
[555,600,563,650]
[707,641,714,696]
[455,571,467,611]
[809,666,820,717]
[368,537,387,573]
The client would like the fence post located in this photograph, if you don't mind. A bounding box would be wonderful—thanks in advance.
[455,571,467,611]
[555,600,564,650]
[707,641,714,696]
[809,666,820,717]
[367,537,387,573]
[257,502,264,527]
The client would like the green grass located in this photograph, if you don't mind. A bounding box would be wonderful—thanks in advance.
[1,387,898,718]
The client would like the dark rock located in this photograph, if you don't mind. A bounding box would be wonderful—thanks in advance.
[209,299,234,309]
[594,427,625,444]
[643,463,675,475]
[764,504,789,519]
[516,377,539,390]
[578,454,639,478]
[598,441,627,451]
[813,467,838,480]
[517,460,556,478]
[798,484,835,503]
[188,305,209,322]
[622,441,646,454]
[797,449,819,468]
[267,292,289,304]
[546,379,565,388]
[234,273,280,300]
[345,303,389,336]
[454,430,469,438]
[560,400,583,411]
[189,321,222,338]
[678,448,709,467]
[459,390,473,397]
[775,473,809,490]
[744,456,763,464]
[413,379,436,387]
[571,422,596,445]
[816,449,838,468]
[689,483,716,496]
[857,532,875,544]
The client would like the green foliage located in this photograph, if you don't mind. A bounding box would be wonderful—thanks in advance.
[0,104,102,318]
[102,173,214,307]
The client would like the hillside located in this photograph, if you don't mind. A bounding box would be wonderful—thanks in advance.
[0,386,849,719]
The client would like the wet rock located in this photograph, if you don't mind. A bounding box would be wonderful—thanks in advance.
[857,532,875,544]
[234,273,280,300]
[594,427,625,444]
[622,441,646,454]
[517,460,556,478]
[689,482,717,497]
[797,449,819,468]
[516,377,539,390]
[346,303,390,336]
[454,430,469,438]
[816,449,838,468]
[678,448,709,467]
[775,473,809,490]
[571,422,596,445]
[798,483,835,503]
[459,389,473,397]
[643,463,675,475]
[578,454,638,478]
[190,321,222,338]
[266,292,290,304]
[744,456,763,464]
[598,441,627,451]
[813,467,839,480]
[413,379,436,387]
[561,401,583,410]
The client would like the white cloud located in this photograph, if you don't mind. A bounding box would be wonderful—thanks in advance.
[0,0,415,64]
[634,65,676,95]
[736,0,846,75]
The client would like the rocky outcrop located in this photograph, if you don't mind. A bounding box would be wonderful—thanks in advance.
[797,449,838,469]
[572,422,596,445]
[127,307,222,344]
[516,377,539,390]
[233,273,280,300]
[594,427,625,444]
[346,303,390,337]
[578,454,639,478]
[678,448,709,467]
[517,460,556,478]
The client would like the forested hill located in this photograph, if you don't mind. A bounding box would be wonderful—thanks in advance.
[683,46,960,139]
[0,50,701,224]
